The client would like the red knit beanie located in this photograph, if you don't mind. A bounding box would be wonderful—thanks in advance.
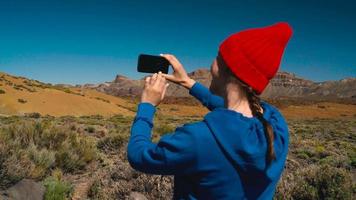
[218,22,293,95]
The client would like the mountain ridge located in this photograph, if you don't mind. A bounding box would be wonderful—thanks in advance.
[84,68,356,100]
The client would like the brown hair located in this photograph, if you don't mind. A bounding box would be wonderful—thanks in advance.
[219,55,276,164]
[240,80,276,164]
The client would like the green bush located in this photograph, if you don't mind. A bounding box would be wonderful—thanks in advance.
[27,144,56,179]
[43,170,73,200]
[0,88,5,94]
[63,88,71,94]
[85,126,95,133]
[55,133,97,172]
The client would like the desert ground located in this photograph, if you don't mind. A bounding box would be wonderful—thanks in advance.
[0,72,355,199]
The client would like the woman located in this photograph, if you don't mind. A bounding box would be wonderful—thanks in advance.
[127,22,293,199]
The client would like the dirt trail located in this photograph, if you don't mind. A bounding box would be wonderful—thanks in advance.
[71,179,93,200]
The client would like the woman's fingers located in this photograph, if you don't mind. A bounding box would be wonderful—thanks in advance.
[161,83,169,100]
[165,54,181,66]
[160,54,182,70]
[151,73,158,84]
[160,53,190,85]
[156,71,166,88]
[161,73,176,82]
[150,72,163,88]
[160,76,166,88]
[144,76,151,87]
[154,72,161,86]
[141,72,169,107]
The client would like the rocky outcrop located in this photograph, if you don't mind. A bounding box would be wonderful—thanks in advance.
[0,179,45,200]
[261,71,315,98]
[114,74,130,83]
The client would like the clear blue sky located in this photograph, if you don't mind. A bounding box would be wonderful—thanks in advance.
[0,0,355,84]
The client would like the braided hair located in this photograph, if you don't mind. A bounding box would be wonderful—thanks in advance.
[239,80,276,164]
[220,56,276,165]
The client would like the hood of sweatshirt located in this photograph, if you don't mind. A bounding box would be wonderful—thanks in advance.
[203,100,289,185]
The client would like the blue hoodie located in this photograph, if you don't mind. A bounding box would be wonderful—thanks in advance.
[127,81,289,200]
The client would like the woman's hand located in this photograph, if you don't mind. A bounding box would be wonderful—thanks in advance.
[160,54,196,89]
[141,71,169,107]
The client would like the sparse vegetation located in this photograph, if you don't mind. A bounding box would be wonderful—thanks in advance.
[13,85,23,91]
[63,88,71,93]
[97,133,128,152]
[0,110,354,199]
[13,84,36,92]
[95,97,111,103]
[25,112,42,118]
[0,118,98,188]
[274,118,355,199]
[17,98,27,103]
[169,107,179,111]
[117,103,137,112]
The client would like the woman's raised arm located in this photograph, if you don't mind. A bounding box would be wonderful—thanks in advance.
[161,54,224,111]
[188,81,224,111]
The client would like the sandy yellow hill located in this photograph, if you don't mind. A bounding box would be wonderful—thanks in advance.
[0,72,208,117]
[0,72,136,117]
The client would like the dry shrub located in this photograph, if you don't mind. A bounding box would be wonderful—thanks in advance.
[275,162,354,199]
[0,119,97,188]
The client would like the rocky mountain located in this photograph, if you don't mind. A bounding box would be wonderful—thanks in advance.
[265,72,356,99]
[91,69,212,98]
[84,68,356,100]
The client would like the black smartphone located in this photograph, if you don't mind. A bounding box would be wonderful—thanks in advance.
[137,54,170,74]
